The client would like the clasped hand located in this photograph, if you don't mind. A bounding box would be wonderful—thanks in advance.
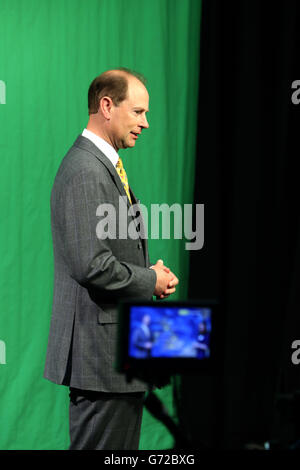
[150,259,179,299]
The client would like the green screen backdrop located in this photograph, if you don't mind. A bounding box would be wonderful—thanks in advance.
[0,0,201,449]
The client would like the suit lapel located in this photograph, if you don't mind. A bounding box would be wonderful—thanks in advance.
[74,135,131,208]
[74,135,149,263]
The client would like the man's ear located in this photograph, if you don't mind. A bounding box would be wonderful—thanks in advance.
[100,96,113,120]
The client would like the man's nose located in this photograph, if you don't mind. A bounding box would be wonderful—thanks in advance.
[141,114,149,129]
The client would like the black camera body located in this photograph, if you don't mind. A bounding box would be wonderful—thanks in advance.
[116,299,220,384]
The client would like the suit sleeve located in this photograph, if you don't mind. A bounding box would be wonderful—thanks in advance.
[51,167,157,300]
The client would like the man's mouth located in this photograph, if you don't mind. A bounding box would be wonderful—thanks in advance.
[130,132,139,139]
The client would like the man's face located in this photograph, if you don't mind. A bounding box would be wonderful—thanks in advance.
[109,77,149,151]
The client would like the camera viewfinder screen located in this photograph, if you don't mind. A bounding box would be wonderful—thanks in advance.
[128,305,212,359]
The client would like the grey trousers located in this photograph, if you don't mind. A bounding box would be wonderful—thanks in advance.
[69,388,145,450]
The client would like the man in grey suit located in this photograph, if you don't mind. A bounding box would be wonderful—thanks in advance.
[44,68,179,450]
[132,314,155,358]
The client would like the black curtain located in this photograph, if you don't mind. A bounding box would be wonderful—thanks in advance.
[178,0,300,450]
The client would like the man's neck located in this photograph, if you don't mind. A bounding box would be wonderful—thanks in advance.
[86,124,107,142]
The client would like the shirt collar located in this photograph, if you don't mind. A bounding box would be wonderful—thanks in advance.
[82,128,119,167]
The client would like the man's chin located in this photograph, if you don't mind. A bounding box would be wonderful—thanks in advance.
[120,137,136,149]
[125,140,136,148]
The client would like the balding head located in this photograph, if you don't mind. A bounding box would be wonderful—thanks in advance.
[88,68,147,114]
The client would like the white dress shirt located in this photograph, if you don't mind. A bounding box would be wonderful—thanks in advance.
[82,128,119,167]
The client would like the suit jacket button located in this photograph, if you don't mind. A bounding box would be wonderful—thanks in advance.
[138,243,142,249]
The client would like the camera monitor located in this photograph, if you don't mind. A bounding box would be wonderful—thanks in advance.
[116,300,219,376]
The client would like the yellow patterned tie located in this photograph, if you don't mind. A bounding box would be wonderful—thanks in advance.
[116,157,132,204]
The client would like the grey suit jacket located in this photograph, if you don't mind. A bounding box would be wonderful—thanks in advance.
[44,135,156,392]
